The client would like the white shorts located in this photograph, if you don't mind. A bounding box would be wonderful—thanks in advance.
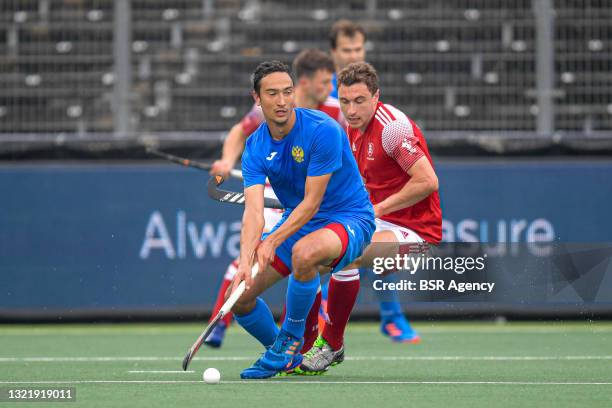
[263,185,283,232]
[375,218,425,244]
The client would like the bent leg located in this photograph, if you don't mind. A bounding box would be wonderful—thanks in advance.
[282,227,344,340]
[228,263,285,349]
[322,230,401,349]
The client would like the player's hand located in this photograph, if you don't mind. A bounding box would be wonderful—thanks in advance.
[233,262,255,292]
[209,159,233,178]
[373,203,383,218]
[256,237,277,275]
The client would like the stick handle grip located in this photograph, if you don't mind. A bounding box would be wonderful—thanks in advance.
[229,169,243,179]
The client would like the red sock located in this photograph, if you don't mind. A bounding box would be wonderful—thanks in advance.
[301,290,321,353]
[318,298,328,333]
[210,261,237,326]
[322,273,360,351]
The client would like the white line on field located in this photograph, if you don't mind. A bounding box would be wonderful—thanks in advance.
[1,356,611,363]
[127,370,195,374]
[0,380,610,386]
[3,328,612,336]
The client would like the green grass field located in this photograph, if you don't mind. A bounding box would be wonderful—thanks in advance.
[1,321,611,407]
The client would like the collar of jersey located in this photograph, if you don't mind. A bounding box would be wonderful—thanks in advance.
[265,110,299,144]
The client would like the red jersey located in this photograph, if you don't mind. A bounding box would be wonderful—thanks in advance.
[347,102,442,244]
[240,96,346,136]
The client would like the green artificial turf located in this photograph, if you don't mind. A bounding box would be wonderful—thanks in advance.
[1,322,611,407]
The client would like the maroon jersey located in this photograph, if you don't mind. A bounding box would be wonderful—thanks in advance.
[240,96,346,136]
[347,102,442,244]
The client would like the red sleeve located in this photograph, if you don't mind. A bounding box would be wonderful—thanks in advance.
[319,98,347,128]
[381,120,425,173]
[336,109,347,129]
[240,104,265,137]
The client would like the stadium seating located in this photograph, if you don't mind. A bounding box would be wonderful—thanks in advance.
[0,0,610,133]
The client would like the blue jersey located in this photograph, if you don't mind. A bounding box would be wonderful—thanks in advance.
[242,108,372,220]
[330,72,338,99]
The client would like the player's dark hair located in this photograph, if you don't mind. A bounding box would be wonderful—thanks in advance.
[337,62,379,95]
[329,19,366,49]
[252,60,292,94]
[292,49,335,79]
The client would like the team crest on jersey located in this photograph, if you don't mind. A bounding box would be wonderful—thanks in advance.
[402,138,417,154]
[291,145,304,163]
[367,142,375,160]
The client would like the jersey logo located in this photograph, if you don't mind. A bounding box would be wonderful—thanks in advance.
[367,142,375,161]
[346,225,356,237]
[402,138,417,154]
[352,141,356,152]
[291,146,304,163]
[266,151,278,161]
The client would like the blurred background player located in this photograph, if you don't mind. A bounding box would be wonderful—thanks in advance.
[325,19,420,343]
[230,61,374,379]
[329,20,366,99]
[300,62,442,374]
[204,48,345,348]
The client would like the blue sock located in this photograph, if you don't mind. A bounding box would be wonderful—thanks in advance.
[234,297,279,349]
[379,300,402,321]
[321,279,329,302]
[282,274,320,339]
[365,268,402,321]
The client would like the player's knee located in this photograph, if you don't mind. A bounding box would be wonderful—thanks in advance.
[292,242,317,268]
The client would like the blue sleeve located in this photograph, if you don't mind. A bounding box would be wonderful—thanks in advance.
[242,140,266,188]
[307,121,343,177]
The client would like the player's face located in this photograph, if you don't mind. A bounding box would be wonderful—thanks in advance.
[332,33,366,70]
[338,83,379,131]
[255,72,295,126]
[302,69,334,104]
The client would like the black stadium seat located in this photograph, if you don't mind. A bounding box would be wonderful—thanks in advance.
[0,0,609,132]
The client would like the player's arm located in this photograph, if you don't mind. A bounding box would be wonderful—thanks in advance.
[374,156,438,218]
[236,183,265,290]
[210,104,263,177]
[209,123,248,177]
[233,140,266,290]
[374,121,438,218]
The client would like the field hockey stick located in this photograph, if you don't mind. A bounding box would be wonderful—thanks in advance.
[182,263,260,371]
[146,147,243,179]
[208,175,284,210]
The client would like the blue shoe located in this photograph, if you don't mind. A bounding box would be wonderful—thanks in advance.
[381,315,421,344]
[204,322,227,348]
[240,329,303,379]
[241,353,303,379]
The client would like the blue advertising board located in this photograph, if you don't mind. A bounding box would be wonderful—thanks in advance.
[1,160,611,318]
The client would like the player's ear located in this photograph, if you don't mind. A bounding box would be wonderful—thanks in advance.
[298,76,309,87]
[373,89,380,103]
[251,90,260,106]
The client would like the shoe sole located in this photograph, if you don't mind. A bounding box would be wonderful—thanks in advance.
[391,336,421,344]
[382,328,421,344]
[277,367,327,377]
[289,353,343,376]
